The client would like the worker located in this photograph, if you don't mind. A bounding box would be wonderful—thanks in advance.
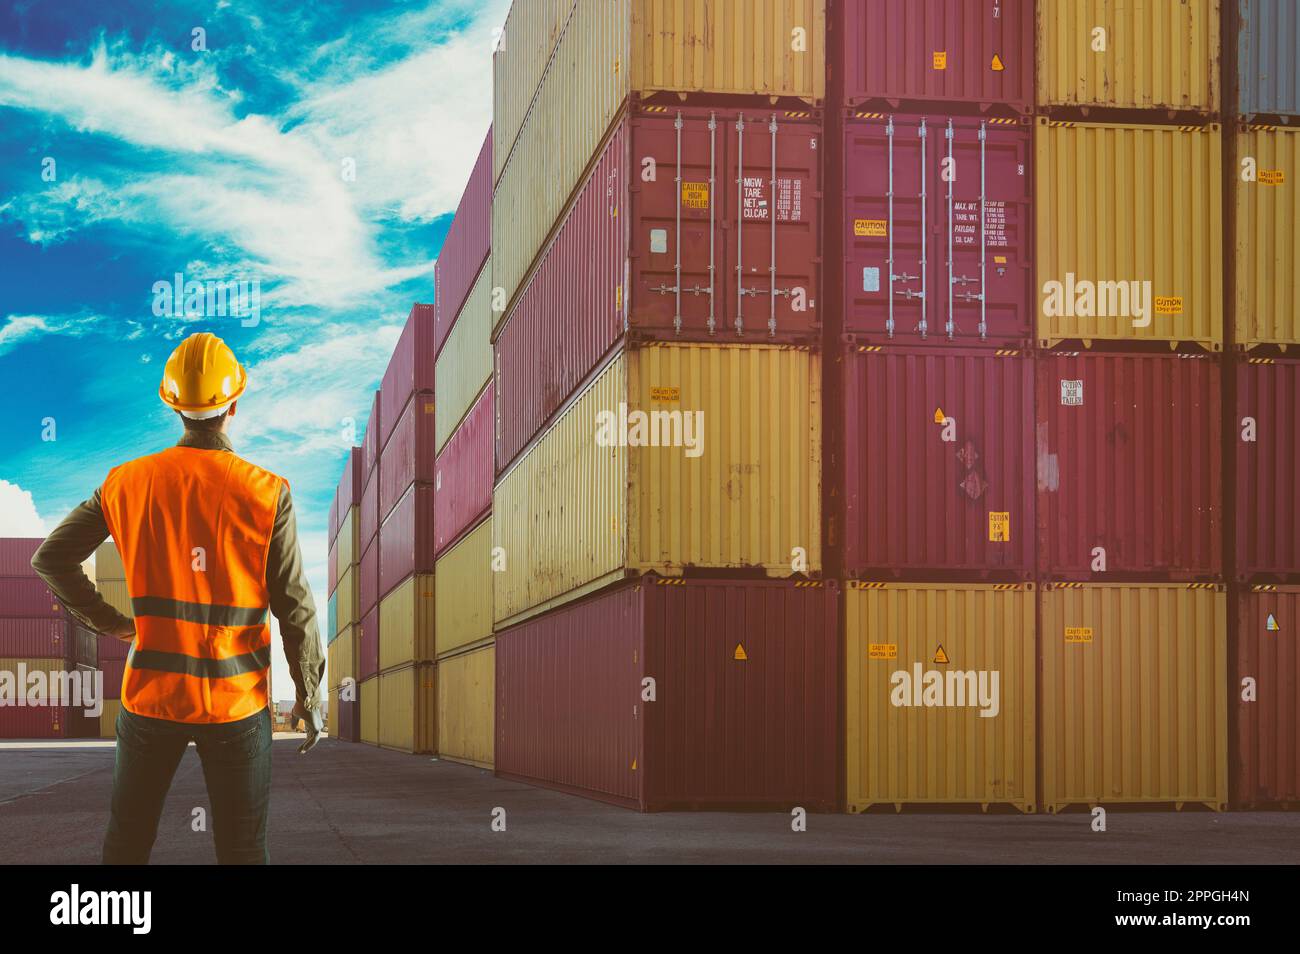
[31,331,325,865]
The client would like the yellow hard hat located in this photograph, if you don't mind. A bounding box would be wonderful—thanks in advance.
[159,332,248,418]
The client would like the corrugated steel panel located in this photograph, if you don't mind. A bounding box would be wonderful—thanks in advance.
[336,506,357,571]
[334,567,355,636]
[99,699,121,739]
[379,393,436,523]
[0,618,68,658]
[843,113,1033,347]
[844,582,1035,811]
[335,447,362,517]
[358,606,379,682]
[843,0,1033,111]
[493,343,821,626]
[74,626,96,668]
[0,538,42,576]
[378,484,435,600]
[1235,125,1300,349]
[327,536,338,596]
[101,656,126,699]
[360,674,379,744]
[1035,120,1224,350]
[97,579,132,618]
[434,517,494,657]
[94,539,125,581]
[844,348,1035,575]
[359,467,379,550]
[378,573,435,672]
[0,579,64,618]
[1037,353,1222,578]
[363,391,381,481]
[1037,0,1220,111]
[434,386,493,556]
[358,538,378,617]
[328,495,338,547]
[1234,585,1300,805]
[1040,582,1227,812]
[379,304,435,451]
[1237,0,1300,115]
[376,663,436,754]
[1236,357,1300,577]
[436,642,495,768]
[327,687,337,739]
[436,264,493,452]
[98,632,130,662]
[0,658,72,739]
[434,129,492,359]
[327,625,355,691]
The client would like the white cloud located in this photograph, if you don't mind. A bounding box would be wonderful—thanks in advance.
[0,480,48,535]
[0,313,105,356]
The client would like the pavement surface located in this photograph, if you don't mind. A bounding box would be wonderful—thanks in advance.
[2,736,1297,865]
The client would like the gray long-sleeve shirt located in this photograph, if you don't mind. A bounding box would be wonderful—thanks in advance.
[30,429,325,712]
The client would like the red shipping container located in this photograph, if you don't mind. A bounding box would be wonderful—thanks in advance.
[379,393,437,523]
[0,618,68,657]
[363,391,381,480]
[0,705,71,739]
[336,697,360,743]
[844,346,1035,576]
[843,112,1032,347]
[334,446,362,518]
[495,107,822,473]
[380,304,435,452]
[359,466,380,552]
[1036,353,1222,579]
[435,386,492,556]
[98,632,131,662]
[0,579,64,618]
[495,578,840,812]
[101,656,127,699]
[435,129,492,359]
[843,0,1034,112]
[1236,358,1300,579]
[378,484,435,600]
[357,606,379,682]
[73,625,96,667]
[328,495,339,548]
[358,538,379,617]
[0,538,43,576]
[1234,585,1300,806]
[327,536,339,595]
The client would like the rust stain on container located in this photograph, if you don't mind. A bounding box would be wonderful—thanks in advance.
[1234,585,1300,806]
[1236,358,1300,578]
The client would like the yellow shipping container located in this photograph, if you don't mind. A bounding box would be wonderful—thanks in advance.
[335,566,355,635]
[96,579,132,618]
[100,699,122,739]
[436,265,493,452]
[436,643,495,769]
[1036,0,1219,112]
[377,663,436,754]
[336,505,358,570]
[494,342,820,626]
[1040,583,1227,813]
[94,539,124,581]
[1235,124,1300,349]
[1036,120,1223,350]
[360,674,379,745]
[844,583,1036,814]
[0,657,68,679]
[327,625,355,691]
[378,573,436,671]
[435,518,494,657]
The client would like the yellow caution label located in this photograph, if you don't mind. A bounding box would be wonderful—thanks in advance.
[423,402,435,413]
[734,643,748,661]
[682,181,709,208]
[989,511,1011,542]
[616,284,622,310]
[868,643,897,659]
[994,255,1007,264]
[650,385,680,402]
[1260,169,1285,185]
[631,758,637,770]
[1155,296,1184,315]
[933,51,948,70]
[934,406,946,423]
[991,53,1005,72]
[854,218,887,237]
[1065,627,1094,643]
[933,644,950,664]
[1266,613,1280,632]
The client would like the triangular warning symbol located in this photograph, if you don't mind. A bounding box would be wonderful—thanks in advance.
[991,54,1005,72]
[734,643,748,661]
[934,407,946,423]
[1267,613,1280,632]
[631,758,637,770]
[933,644,950,664]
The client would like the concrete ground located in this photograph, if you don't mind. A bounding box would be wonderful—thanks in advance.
[2,736,1297,864]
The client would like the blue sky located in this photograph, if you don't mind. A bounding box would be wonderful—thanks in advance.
[0,0,504,697]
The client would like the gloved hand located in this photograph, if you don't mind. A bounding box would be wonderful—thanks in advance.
[291,701,323,754]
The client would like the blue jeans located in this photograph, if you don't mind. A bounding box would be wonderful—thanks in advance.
[103,706,272,865]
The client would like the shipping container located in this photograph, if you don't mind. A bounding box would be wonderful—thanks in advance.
[336,506,357,575]
[327,686,337,740]
[0,657,73,739]
[434,129,492,359]
[494,343,821,627]
[358,538,379,617]
[378,573,436,672]
[359,466,379,551]
[379,484,436,600]
[435,517,495,657]
[327,625,355,691]
[379,303,435,451]
[0,537,43,576]
[327,536,338,596]
[1236,357,1300,577]
[328,495,338,548]
[1035,120,1224,350]
[844,582,1036,812]
[100,656,126,699]
[436,642,495,768]
[435,387,493,557]
[1234,585,1300,805]
[1036,352,1222,579]
[93,539,125,581]
[376,663,436,754]
[379,393,436,522]
[496,577,839,810]
[843,113,1033,347]
[436,267,493,452]
[99,699,121,739]
[1040,582,1227,812]
[335,566,355,637]
[326,592,336,646]
[362,391,381,480]
[338,694,360,743]
[1037,0,1220,112]
[843,0,1033,112]
[0,618,68,658]
[97,632,130,662]
[844,348,1035,576]
[360,674,379,745]
[1237,0,1300,116]
[334,447,363,518]
[0,579,64,618]
[97,579,132,618]
[358,606,379,682]
[1235,125,1300,349]
[73,626,96,668]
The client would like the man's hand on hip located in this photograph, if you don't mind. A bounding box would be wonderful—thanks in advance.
[291,702,323,754]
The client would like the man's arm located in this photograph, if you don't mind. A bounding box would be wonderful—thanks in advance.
[30,489,134,637]
[266,482,325,711]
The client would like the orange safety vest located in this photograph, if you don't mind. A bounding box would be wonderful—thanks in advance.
[100,445,284,724]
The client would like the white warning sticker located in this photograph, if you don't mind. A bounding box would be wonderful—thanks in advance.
[953,200,1008,247]
[1061,380,1083,406]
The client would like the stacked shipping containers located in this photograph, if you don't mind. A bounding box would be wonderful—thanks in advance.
[92,539,128,737]
[328,448,363,742]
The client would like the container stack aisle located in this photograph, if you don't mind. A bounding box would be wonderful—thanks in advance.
[327,447,363,742]
[1228,0,1300,808]
[1033,0,1228,814]
[490,0,837,810]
